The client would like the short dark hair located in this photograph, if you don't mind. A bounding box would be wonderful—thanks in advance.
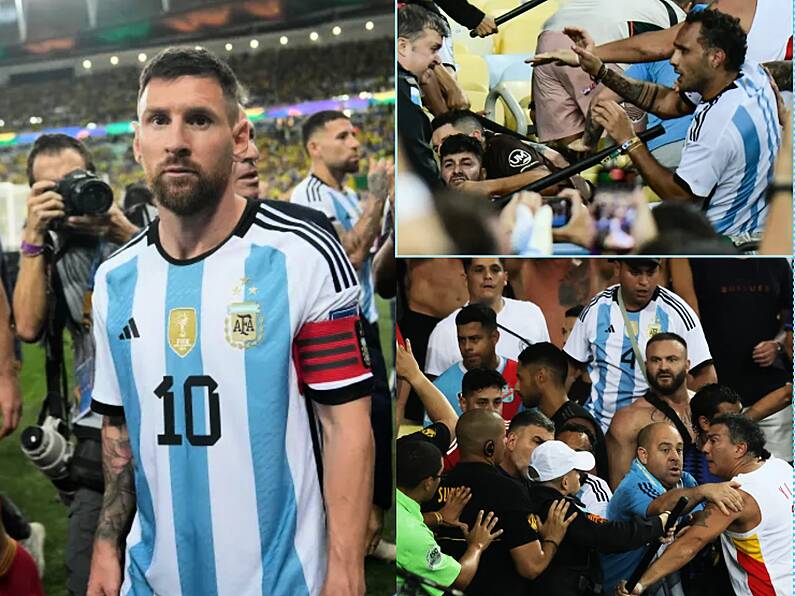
[509,410,554,434]
[461,258,505,272]
[430,109,484,134]
[711,413,770,460]
[685,9,747,72]
[690,384,742,430]
[646,332,688,353]
[398,3,449,41]
[564,305,585,318]
[455,303,497,332]
[26,134,96,186]
[461,368,506,398]
[301,110,350,148]
[518,342,568,386]
[138,46,243,124]
[397,439,443,489]
[439,134,484,164]
[557,422,596,451]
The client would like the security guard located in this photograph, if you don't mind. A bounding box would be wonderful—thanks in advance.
[426,410,576,595]
[526,441,670,595]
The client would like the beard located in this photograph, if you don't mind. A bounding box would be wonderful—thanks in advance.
[150,153,231,217]
[648,368,687,396]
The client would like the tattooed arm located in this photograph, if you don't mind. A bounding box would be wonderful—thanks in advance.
[87,414,136,596]
[336,158,394,271]
[572,46,695,120]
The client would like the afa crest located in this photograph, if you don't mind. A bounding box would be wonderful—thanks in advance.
[168,308,196,358]
[647,322,661,337]
[225,301,264,349]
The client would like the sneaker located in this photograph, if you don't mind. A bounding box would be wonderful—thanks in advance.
[20,522,46,578]
[371,539,396,562]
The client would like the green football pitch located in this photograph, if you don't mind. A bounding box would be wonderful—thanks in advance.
[0,297,396,595]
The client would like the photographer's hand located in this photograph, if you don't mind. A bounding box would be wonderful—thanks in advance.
[24,180,65,244]
[65,204,138,244]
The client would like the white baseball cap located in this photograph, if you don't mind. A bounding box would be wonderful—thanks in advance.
[529,440,596,482]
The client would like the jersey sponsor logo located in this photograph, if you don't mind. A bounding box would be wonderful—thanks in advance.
[168,308,197,358]
[330,302,359,320]
[426,546,443,570]
[527,513,540,531]
[507,148,534,170]
[587,512,607,524]
[225,301,264,349]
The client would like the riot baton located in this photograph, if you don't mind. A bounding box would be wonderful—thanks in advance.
[469,0,552,37]
[625,496,689,594]
[491,123,666,209]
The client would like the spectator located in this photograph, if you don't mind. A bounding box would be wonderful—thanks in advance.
[425,258,550,377]
[556,422,613,517]
[439,134,486,188]
[499,410,555,487]
[0,500,44,596]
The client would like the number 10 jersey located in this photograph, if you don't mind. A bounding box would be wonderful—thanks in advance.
[91,199,373,596]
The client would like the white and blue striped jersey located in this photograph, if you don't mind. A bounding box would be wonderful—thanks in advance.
[90,199,373,596]
[290,174,378,323]
[674,61,782,236]
[563,285,712,433]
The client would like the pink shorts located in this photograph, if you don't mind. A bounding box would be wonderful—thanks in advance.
[532,30,611,142]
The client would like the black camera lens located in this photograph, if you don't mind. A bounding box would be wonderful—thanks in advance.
[74,179,113,215]
[20,426,44,451]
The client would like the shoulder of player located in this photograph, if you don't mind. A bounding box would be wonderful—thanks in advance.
[96,226,150,278]
[608,400,649,438]
[250,201,357,293]
[290,174,331,205]
[654,287,698,330]
[503,297,545,318]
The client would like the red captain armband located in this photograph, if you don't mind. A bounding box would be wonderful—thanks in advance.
[294,315,372,386]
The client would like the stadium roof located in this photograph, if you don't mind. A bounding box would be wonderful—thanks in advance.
[0,0,390,67]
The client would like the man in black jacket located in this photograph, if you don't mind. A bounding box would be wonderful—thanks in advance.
[526,440,669,595]
[397,4,447,187]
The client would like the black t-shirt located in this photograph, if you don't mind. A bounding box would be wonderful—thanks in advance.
[397,309,443,423]
[550,400,609,481]
[689,258,792,405]
[483,134,547,180]
[527,485,664,596]
[398,422,452,455]
[426,462,540,595]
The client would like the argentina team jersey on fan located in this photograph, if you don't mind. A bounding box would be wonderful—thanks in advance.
[290,174,378,323]
[674,61,781,236]
[563,286,712,433]
[90,199,372,596]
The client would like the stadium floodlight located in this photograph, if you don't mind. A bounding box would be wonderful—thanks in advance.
[87,122,97,129]
[343,109,353,117]
[332,26,341,36]
[225,43,233,51]
[0,120,4,128]
[365,20,374,30]
[310,31,319,41]
[279,36,288,45]
[195,46,203,51]
[249,39,259,49]
[110,56,119,65]
[82,59,92,70]
[138,52,147,63]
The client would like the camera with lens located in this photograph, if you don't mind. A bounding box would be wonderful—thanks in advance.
[20,415,77,504]
[50,169,114,229]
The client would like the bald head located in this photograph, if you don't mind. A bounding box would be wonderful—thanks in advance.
[456,409,505,459]
[637,422,681,450]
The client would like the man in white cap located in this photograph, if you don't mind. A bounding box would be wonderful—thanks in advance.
[525,441,670,596]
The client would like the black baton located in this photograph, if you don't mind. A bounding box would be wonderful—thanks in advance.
[491,123,666,208]
[469,0,551,37]
[625,496,689,593]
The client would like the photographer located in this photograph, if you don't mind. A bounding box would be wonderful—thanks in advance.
[13,134,138,596]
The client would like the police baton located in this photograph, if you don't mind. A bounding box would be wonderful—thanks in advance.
[491,124,666,208]
[469,0,551,37]
[625,496,689,593]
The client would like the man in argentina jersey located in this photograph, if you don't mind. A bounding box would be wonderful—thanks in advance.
[569,9,782,239]
[87,47,374,596]
[616,415,792,596]
[563,259,715,433]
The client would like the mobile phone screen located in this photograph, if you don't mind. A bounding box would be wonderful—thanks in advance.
[593,185,637,251]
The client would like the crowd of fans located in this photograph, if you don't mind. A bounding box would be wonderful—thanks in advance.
[0,37,393,131]
[396,1,792,255]
[396,257,792,595]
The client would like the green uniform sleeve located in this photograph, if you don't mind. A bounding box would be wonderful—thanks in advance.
[398,506,461,596]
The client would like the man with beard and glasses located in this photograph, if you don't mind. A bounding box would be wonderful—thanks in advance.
[87,47,374,596]
[606,333,706,490]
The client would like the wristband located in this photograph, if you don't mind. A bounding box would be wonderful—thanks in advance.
[433,511,444,526]
[20,240,45,257]
[542,538,559,549]
[593,63,608,84]
[620,136,643,155]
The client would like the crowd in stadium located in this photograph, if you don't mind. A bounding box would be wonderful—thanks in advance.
[396,257,793,595]
[396,0,793,255]
[0,37,393,130]
[0,39,396,596]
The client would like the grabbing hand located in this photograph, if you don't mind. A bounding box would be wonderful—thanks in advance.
[591,100,635,145]
[700,481,744,515]
[528,48,579,67]
[474,15,499,37]
[563,27,596,51]
[539,499,578,544]
[571,45,604,78]
[440,486,473,531]
[615,579,644,595]
[463,510,503,551]
[752,340,780,367]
